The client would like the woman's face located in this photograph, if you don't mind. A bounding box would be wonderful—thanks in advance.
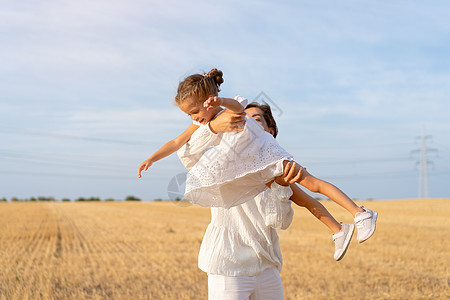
[179,95,219,125]
[244,107,275,137]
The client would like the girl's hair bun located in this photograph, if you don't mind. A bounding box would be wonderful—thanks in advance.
[207,68,224,87]
[174,68,224,105]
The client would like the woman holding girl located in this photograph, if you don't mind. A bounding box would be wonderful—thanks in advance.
[137,68,377,256]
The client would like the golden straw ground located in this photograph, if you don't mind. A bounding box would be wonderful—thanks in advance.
[0,199,448,299]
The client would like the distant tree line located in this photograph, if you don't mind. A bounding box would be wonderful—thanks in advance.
[1,195,143,202]
[0,196,374,203]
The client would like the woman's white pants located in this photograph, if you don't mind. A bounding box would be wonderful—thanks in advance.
[207,267,284,300]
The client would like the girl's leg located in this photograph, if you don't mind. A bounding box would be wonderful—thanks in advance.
[281,160,377,244]
[296,168,364,217]
[282,160,364,217]
[290,184,341,234]
[289,183,354,261]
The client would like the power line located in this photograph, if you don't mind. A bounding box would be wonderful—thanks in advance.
[1,126,419,151]
[0,151,130,171]
[0,150,183,175]
[0,170,168,181]
[0,127,154,146]
[285,141,413,152]
[301,156,413,166]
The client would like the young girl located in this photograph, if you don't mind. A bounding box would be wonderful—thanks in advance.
[138,68,377,259]
[139,70,297,208]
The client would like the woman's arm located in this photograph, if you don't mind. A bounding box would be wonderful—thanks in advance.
[208,109,246,134]
[204,96,244,113]
[266,181,294,230]
[137,123,199,178]
[264,161,302,229]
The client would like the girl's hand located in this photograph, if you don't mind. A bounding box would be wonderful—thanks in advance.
[275,161,304,186]
[137,159,153,178]
[204,96,223,111]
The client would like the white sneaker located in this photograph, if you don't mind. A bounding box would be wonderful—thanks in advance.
[355,206,378,243]
[332,223,354,261]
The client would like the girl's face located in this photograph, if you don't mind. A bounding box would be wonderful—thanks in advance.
[178,95,220,125]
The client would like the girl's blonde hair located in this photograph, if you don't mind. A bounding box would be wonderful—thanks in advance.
[174,68,224,106]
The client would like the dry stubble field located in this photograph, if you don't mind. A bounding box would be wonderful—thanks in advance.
[0,199,449,299]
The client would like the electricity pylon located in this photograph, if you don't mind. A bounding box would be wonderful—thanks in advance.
[412,127,438,198]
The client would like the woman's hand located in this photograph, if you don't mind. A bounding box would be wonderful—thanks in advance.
[209,109,246,134]
[275,161,304,186]
[137,158,153,178]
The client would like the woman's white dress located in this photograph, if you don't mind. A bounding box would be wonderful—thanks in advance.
[178,96,293,209]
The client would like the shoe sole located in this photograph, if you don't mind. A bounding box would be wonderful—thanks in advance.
[335,224,355,261]
[358,210,378,243]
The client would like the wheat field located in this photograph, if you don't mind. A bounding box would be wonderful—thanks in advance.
[0,199,449,299]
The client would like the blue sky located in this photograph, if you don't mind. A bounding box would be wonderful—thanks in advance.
[1,0,449,201]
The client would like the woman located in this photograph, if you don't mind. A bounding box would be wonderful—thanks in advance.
[179,106,295,299]
[178,103,358,299]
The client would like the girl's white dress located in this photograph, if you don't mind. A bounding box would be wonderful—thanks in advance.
[178,96,293,209]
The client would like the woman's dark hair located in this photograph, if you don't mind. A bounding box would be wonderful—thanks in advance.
[245,102,278,138]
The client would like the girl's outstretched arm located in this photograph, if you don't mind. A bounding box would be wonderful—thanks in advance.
[204,96,245,113]
[137,123,199,178]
